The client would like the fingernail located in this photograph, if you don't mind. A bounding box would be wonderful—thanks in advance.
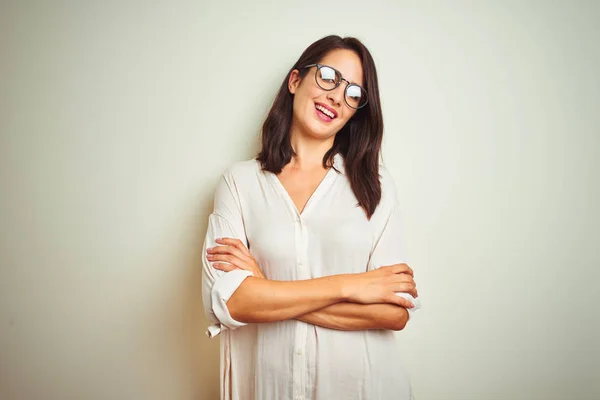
[207,255,213,259]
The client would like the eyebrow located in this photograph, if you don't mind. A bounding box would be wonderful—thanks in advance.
[324,63,363,86]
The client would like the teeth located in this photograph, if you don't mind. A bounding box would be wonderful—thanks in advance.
[316,104,335,119]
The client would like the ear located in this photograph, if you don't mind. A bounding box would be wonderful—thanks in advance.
[288,69,301,94]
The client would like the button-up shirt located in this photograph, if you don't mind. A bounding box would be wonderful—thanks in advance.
[202,154,419,400]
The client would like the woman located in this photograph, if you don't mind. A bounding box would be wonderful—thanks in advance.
[202,35,420,400]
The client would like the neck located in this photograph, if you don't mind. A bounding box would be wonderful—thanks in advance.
[288,123,335,171]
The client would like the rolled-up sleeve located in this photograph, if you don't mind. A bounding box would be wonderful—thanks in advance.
[202,174,253,338]
[367,168,421,317]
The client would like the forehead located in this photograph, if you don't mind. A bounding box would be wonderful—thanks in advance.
[319,49,364,86]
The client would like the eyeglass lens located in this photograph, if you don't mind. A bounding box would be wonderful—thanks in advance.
[316,65,367,109]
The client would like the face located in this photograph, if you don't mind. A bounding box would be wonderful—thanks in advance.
[288,49,364,141]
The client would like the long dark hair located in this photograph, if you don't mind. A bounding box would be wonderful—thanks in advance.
[257,35,384,219]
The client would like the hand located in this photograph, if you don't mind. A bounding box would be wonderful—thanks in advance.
[206,238,265,279]
[345,263,417,308]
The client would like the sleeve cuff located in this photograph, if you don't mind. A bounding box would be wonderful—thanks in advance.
[209,269,253,335]
[206,324,221,339]
[395,292,421,320]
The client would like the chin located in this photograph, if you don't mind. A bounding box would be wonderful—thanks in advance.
[307,122,338,140]
[293,109,342,140]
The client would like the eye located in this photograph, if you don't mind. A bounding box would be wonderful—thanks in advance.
[347,85,362,100]
[319,66,337,83]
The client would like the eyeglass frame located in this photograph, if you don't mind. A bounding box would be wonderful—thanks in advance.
[302,63,369,110]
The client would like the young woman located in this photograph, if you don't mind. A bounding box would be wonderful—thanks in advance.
[202,35,420,400]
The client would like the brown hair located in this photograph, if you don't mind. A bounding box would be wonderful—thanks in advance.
[257,35,384,219]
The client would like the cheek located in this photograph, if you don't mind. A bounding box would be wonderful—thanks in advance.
[292,95,311,123]
[337,110,356,127]
[293,86,315,111]
[307,87,324,100]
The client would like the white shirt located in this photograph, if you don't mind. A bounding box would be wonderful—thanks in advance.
[202,154,420,400]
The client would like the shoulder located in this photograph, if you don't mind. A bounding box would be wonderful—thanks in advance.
[211,159,256,217]
[222,158,262,183]
[224,157,261,176]
[216,158,263,200]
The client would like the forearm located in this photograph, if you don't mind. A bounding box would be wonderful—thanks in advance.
[226,275,349,323]
[296,302,409,331]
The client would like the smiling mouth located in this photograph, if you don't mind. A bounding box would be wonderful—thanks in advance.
[314,103,336,121]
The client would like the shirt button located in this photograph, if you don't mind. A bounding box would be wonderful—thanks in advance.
[295,216,301,223]
[296,349,303,356]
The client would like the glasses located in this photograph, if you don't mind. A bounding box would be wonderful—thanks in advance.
[303,63,368,109]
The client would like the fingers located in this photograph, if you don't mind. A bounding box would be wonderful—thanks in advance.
[391,273,415,285]
[216,237,251,256]
[379,264,413,277]
[391,282,418,298]
[207,244,249,262]
[386,267,417,297]
[213,262,240,273]
[207,253,243,268]
[389,294,414,309]
[389,263,413,276]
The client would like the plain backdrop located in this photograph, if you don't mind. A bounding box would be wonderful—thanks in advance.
[1,1,599,399]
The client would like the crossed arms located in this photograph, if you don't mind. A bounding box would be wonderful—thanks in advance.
[205,237,418,332]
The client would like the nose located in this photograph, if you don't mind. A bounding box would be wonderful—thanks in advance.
[326,84,345,107]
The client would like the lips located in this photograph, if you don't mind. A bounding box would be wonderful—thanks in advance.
[314,102,337,122]
[315,106,333,122]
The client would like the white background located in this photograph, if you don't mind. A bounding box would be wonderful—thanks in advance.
[1,1,599,399]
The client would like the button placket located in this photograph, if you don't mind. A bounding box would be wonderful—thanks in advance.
[293,213,308,399]
[295,216,310,279]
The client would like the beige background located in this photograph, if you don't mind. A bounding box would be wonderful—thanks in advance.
[1,1,599,399]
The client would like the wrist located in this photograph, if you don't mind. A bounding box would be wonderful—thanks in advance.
[336,273,353,302]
